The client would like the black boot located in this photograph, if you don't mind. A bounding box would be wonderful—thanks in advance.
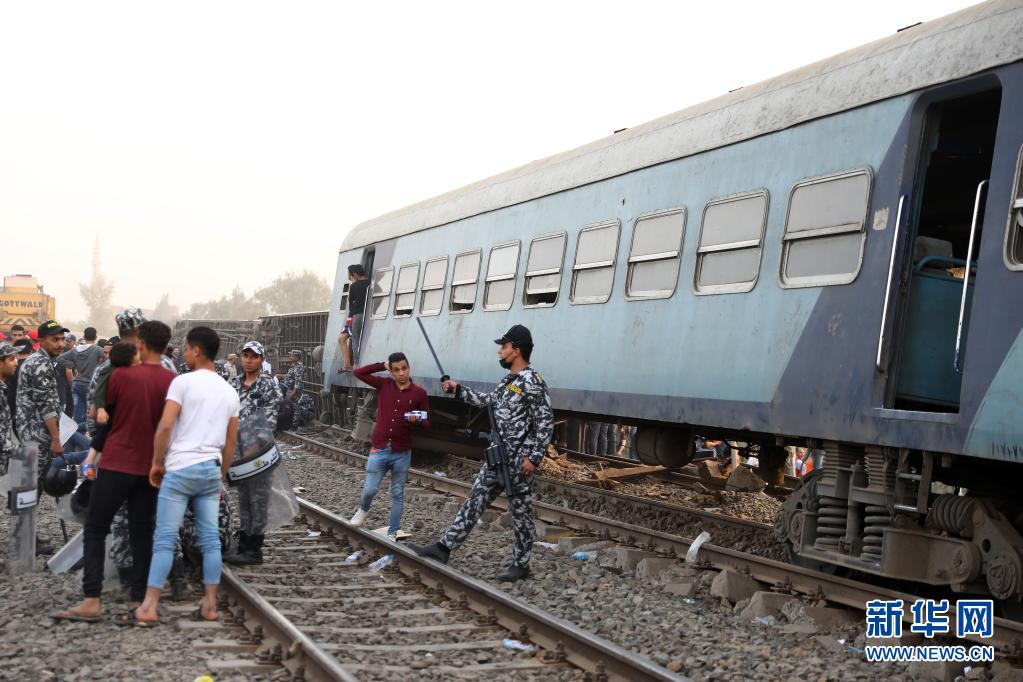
[408,541,450,564]
[169,556,191,601]
[234,534,263,565]
[35,536,55,556]
[117,566,133,600]
[497,565,530,582]
[223,532,250,565]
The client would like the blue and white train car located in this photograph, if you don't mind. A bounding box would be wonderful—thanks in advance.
[325,1,1023,603]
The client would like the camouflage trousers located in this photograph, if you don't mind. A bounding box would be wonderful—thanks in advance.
[235,473,272,535]
[110,490,233,570]
[440,472,535,569]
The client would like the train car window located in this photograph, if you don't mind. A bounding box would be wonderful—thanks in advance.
[483,241,521,311]
[450,249,481,314]
[523,232,566,308]
[371,266,394,319]
[339,282,350,311]
[570,219,620,305]
[1004,144,1023,270]
[781,169,871,287]
[626,207,686,299]
[695,191,768,294]
[420,256,448,316]
[393,262,420,318]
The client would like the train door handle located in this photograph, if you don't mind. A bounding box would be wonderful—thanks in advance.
[954,180,988,375]
[876,195,906,371]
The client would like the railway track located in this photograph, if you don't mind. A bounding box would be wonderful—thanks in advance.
[295,427,772,534]
[279,430,1023,654]
[213,498,679,681]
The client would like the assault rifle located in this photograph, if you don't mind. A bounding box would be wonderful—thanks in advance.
[416,318,515,499]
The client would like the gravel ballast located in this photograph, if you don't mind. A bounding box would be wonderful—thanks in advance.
[283,434,917,681]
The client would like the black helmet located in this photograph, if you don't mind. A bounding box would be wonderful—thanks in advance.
[71,479,93,515]
[43,457,77,498]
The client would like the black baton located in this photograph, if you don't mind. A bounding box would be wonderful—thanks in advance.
[415,318,451,387]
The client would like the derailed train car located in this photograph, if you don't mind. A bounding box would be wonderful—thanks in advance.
[322,2,1023,607]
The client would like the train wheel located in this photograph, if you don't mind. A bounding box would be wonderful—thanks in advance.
[653,428,693,469]
[633,429,659,466]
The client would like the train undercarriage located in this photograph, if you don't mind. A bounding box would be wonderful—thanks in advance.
[775,443,1023,610]
[321,384,1023,610]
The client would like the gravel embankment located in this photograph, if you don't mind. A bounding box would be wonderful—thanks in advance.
[0,496,277,681]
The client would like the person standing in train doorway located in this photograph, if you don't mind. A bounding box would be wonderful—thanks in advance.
[409,324,554,582]
[338,264,370,372]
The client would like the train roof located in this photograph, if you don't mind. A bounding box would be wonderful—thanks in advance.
[342,0,1023,252]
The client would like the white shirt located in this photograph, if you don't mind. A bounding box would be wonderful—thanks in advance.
[164,368,240,472]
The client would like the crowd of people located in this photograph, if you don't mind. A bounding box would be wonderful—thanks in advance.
[0,308,314,625]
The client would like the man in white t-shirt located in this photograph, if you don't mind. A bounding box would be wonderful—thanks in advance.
[128,326,239,626]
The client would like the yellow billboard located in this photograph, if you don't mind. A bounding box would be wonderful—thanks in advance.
[2,274,56,331]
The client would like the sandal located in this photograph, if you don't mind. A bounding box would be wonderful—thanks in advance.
[190,607,218,622]
[113,610,159,628]
[50,608,102,623]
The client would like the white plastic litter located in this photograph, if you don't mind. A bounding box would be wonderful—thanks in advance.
[754,616,776,626]
[534,542,558,551]
[685,531,711,565]
[433,471,447,478]
[344,550,365,564]
[502,639,537,654]
[307,530,321,537]
[368,555,395,571]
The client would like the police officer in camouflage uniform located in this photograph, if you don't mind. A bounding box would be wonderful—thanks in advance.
[224,341,282,565]
[15,321,70,494]
[0,342,19,476]
[277,350,305,400]
[410,324,554,581]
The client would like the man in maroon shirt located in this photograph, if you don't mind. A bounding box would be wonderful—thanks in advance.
[350,352,429,540]
[52,321,175,622]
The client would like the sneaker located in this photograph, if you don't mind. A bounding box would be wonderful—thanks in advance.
[387,533,398,542]
[349,508,368,527]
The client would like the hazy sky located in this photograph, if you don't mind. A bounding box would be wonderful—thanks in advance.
[1,0,978,322]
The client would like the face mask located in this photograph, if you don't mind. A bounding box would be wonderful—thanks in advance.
[499,358,512,370]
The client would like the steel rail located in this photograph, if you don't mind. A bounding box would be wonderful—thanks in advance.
[219,566,359,682]
[283,431,1023,651]
[285,431,770,533]
[297,497,681,682]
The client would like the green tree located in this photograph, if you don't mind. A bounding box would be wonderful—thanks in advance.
[254,270,331,314]
[184,286,266,320]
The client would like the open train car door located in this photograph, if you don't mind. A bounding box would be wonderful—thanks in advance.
[886,83,1002,412]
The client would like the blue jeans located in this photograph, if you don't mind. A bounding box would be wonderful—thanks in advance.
[62,431,91,465]
[147,459,223,588]
[72,381,89,425]
[359,446,410,535]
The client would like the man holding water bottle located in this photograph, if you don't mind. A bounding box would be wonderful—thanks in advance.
[349,353,430,541]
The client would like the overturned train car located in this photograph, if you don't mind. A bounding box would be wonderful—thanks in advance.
[321,2,1023,607]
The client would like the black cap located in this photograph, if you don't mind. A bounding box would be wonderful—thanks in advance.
[97,338,109,348]
[37,320,70,338]
[13,338,33,355]
[108,335,121,345]
[494,324,533,348]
